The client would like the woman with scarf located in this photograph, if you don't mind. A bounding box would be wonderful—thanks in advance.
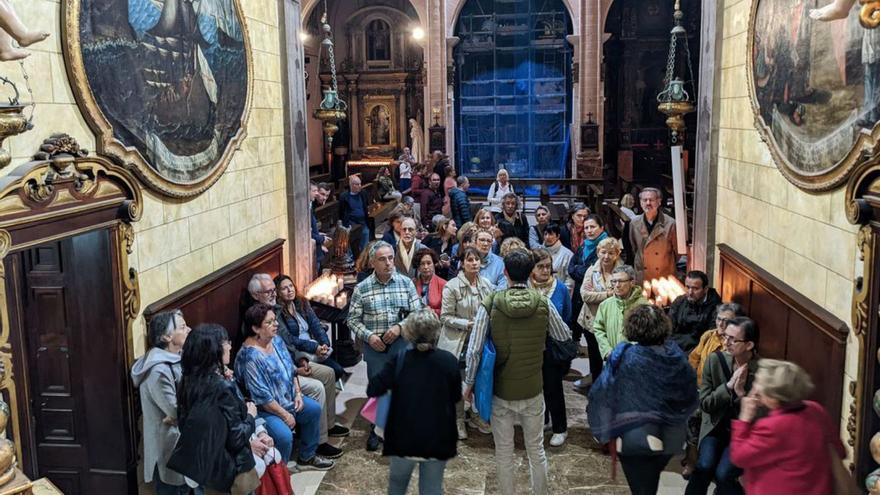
[588,305,698,495]
[394,217,426,279]
[414,248,447,317]
[560,203,589,253]
[439,247,495,440]
[574,237,623,390]
[529,205,552,249]
[530,248,573,447]
[568,214,609,353]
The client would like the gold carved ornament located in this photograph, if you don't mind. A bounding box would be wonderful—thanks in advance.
[0,135,143,480]
[862,0,880,28]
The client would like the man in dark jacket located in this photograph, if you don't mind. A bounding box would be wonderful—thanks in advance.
[339,175,371,250]
[668,270,722,352]
[448,175,472,227]
[420,173,444,229]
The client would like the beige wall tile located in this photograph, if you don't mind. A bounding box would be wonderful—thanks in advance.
[750,233,785,280]
[260,189,287,222]
[167,245,215,292]
[138,265,170,312]
[782,250,827,303]
[720,65,749,99]
[190,207,232,251]
[135,191,167,233]
[723,0,750,39]
[230,199,262,234]
[213,231,251,270]
[825,270,854,326]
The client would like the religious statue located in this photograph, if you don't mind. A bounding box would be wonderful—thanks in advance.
[329,221,355,275]
[409,118,424,164]
[0,0,49,61]
[371,105,390,145]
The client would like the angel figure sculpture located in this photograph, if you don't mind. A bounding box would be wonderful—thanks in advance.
[0,0,50,61]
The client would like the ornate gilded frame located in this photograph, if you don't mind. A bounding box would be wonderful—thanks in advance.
[363,96,398,150]
[745,0,880,192]
[0,135,142,468]
[61,0,254,198]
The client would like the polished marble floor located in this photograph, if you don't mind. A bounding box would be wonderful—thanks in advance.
[292,357,693,494]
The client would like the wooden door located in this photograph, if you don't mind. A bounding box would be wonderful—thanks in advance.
[10,229,135,494]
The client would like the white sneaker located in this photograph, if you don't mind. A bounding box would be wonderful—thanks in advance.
[549,432,568,447]
[457,419,468,440]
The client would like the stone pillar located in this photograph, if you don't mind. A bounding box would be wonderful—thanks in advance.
[568,34,580,176]
[580,0,601,153]
[278,0,313,288]
[693,0,722,276]
[426,0,447,146]
[445,36,459,162]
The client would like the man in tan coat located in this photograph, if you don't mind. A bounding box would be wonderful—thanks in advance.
[626,187,678,283]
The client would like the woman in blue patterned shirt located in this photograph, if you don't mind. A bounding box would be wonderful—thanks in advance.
[234,303,335,471]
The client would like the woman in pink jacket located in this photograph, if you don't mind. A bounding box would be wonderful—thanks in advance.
[730,359,845,495]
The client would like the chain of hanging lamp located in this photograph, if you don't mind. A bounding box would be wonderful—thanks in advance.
[661,0,695,100]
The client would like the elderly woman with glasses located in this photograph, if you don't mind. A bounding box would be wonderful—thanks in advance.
[591,265,650,360]
[685,317,759,495]
[731,360,844,495]
[234,304,333,471]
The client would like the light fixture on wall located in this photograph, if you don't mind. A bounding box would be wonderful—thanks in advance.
[412,27,425,41]
[312,1,347,168]
[656,0,695,145]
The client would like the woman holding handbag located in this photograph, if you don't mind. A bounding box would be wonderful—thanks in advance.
[169,324,265,495]
[366,309,461,495]
[731,359,851,495]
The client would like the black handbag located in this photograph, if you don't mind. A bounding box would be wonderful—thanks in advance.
[546,335,578,364]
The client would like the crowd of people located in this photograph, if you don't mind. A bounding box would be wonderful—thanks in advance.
[131,159,847,495]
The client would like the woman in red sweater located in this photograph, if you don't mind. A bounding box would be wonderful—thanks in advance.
[730,359,845,495]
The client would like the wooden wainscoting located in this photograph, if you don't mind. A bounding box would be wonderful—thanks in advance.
[143,239,285,344]
[717,244,848,427]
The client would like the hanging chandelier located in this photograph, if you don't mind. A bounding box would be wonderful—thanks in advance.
[656,0,696,144]
[312,2,347,153]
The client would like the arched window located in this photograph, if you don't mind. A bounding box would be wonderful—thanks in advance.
[454,0,573,179]
[366,19,391,63]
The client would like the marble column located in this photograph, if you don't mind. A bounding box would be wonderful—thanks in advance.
[693,0,722,277]
[278,0,313,288]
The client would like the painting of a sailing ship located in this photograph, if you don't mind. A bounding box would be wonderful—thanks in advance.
[78,0,248,184]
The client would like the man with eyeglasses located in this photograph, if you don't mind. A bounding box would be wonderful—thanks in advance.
[474,228,507,289]
[685,316,759,495]
[680,303,746,479]
[591,265,649,359]
[245,274,344,460]
[669,271,722,353]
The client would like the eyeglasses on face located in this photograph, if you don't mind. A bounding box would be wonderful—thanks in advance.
[716,317,731,326]
[259,288,277,296]
[722,334,746,344]
[609,278,632,285]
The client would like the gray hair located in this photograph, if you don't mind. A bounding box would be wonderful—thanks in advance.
[716,302,745,317]
[403,309,441,352]
[148,309,183,349]
[369,241,394,261]
[457,175,469,186]
[247,273,273,298]
[639,187,662,199]
[612,264,637,281]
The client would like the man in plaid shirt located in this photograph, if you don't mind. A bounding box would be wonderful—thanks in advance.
[347,240,422,450]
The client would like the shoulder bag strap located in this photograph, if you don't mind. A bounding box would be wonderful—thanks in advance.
[714,350,732,381]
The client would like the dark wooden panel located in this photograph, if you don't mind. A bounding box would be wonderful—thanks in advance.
[144,239,285,344]
[718,244,848,427]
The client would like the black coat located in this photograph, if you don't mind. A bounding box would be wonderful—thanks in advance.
[668,288,723,352]
[494,212,530,245]
[168,377,255,492]
[367,349,461,460]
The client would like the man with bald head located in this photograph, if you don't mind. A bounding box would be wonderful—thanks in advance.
[339,174,371,251]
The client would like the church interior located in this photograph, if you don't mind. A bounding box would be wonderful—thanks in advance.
[0,0,877,493]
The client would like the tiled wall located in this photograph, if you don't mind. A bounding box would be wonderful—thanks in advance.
[716,0,860,447]
[4,0,289,358]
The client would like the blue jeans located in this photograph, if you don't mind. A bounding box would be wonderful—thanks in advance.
[685,433,743,495]
[388,457,447,495]
[259,396,323,461]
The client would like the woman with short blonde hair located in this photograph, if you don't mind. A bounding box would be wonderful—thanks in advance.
[731,359,844,495]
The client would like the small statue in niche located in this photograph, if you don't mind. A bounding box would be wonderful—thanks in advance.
[409,118,424,164]
[0,0,50,61]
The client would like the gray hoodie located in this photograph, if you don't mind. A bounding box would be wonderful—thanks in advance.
[130,348,184,486]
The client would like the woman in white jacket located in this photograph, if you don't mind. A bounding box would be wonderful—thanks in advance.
[439,246,494,440]
[486,169,513,213]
